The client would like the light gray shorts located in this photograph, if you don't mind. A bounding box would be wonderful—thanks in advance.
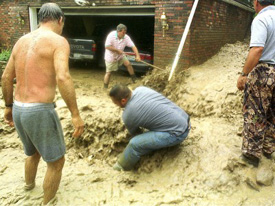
[13,101,65,162]
[105,56,128,72]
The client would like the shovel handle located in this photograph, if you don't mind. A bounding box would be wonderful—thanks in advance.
[125,54,165,71]
[139,60,165,71]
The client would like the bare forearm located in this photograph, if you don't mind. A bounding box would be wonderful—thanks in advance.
[243,47,263,74]
[237,47,263,91]
[106,46,121,54]
[1,62,15,105]
[57,75,79,117]
[57,74,84,138]
[132,46,140,58]
[1,77,14,105]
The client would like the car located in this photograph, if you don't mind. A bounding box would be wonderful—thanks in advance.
[119,48,153,74]
[67,38,97,63]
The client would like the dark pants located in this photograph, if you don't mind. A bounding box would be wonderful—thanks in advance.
[242,63,275,159]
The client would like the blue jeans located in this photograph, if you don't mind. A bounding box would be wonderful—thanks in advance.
[118,128,190,170]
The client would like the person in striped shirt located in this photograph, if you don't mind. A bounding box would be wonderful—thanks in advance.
[103,24,141,88]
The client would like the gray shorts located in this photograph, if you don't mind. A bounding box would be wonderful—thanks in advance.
[13,101,65,162]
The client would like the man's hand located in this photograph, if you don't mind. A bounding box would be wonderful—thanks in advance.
[4,107,14,127]
[237,75,247,91]
[237,46,263,91]
[135,56,141,62]
[72,115,85,138]
[117,49,124,55]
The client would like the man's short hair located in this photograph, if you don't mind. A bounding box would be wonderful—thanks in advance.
[109,85,131,101]
[117,24,127,32]
[257,0,274,6]
[38,3,65,23]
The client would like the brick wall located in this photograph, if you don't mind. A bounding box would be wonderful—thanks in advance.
[153,1,193,68]
[153,0,253,68]
[0,0,253,69]
[189,0,252,66]
[0,0,30,49]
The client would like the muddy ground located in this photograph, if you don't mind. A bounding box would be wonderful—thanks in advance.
[0,40,274,206]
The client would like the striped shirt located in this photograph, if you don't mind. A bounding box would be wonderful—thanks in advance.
[104,31,135,63]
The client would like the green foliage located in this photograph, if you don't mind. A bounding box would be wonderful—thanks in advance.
[0,49,11,61]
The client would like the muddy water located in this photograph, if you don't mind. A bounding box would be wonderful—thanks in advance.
[0,41,274,205]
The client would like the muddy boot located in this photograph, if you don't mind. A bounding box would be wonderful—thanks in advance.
[241,153,260,167]
[103,83,108,89]
[130,74,137,83]
[113,162,124,171]
[256,158,274,186]
[263,152,275,160]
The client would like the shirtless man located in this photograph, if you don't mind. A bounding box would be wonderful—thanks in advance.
[1,3,84,205]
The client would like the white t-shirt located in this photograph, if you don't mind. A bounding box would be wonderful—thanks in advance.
[250,5,275,64]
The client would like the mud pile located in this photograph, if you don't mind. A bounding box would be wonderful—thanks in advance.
[142,42,247,120]
[52,94,129,166]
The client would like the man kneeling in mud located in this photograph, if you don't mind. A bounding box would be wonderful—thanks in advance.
[1,3,84,205]
[109,85,191,171]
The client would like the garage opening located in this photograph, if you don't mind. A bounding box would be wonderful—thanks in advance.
[62,7,155,67]
[29,6,155,68]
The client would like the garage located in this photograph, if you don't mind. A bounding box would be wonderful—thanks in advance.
[29,6,155,67]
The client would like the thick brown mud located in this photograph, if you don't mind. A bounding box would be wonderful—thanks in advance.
[0,41,274,206]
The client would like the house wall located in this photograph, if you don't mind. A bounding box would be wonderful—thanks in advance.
[0,0,30,48]
[153,0,253,68]
[0,0,253,69]
[189,0,252,66]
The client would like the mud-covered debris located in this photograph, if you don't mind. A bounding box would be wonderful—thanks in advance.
[245,177,260,191]
[256,160,274,186]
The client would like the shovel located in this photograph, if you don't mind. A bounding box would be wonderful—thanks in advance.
[125,54,165,71]
[138,59,165,71]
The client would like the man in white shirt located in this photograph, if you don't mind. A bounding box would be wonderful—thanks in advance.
[103,24,141,88]
[237,0,275,166]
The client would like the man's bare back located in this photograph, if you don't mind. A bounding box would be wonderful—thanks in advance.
[13,28,70,103]
[2,3,84,205]
[3,17,83,134]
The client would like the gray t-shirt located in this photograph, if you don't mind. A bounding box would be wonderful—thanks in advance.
[122,86,189,136]
[250,5,275,64]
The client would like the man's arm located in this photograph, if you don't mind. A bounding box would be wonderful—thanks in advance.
[1,51,16,127]
[242,46,263,75]
[105,32,123,55]
[125,122,141,137]
[237,46,263,90]
[54,38,84,137]
[105,45,124,55]
[123,113,141,136]
[131,46,141,62]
